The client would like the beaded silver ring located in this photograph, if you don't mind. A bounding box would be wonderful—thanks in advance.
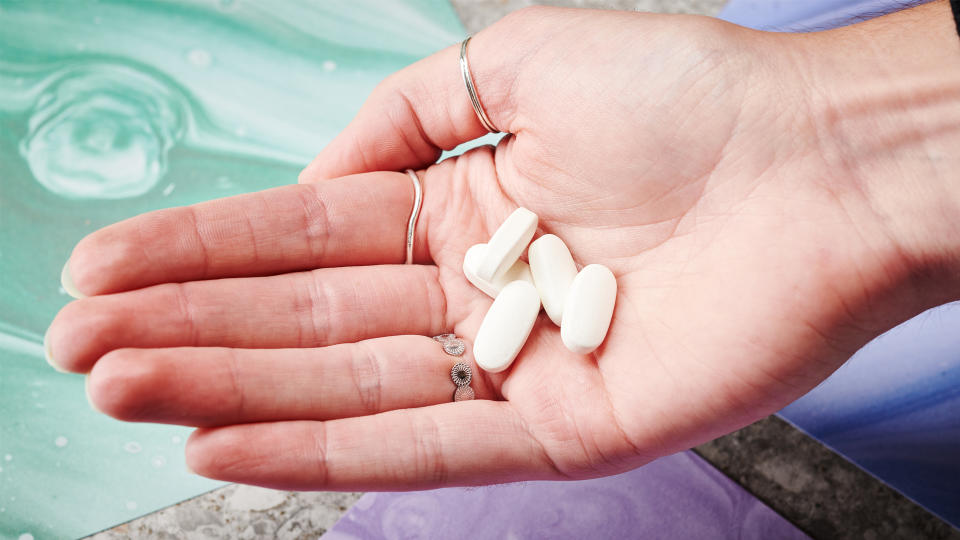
[451,362,475,402]
[451,362,472,387]
[433,334,465,357]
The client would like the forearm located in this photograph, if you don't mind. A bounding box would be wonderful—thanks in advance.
[792,0,960,303]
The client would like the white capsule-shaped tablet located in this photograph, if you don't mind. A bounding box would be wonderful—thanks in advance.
[463,243,534,299]
[473,280,541,373]
[528,234,578,326]
[561,264,617,355]
[476,207,538,281]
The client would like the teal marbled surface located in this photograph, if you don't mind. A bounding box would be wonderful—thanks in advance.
[0,1,465,538]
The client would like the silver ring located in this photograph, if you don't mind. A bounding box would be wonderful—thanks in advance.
[404,169,422,265]
[434,334,474,401]
[451,362,474,401]
[459,36,500,134]
[433,333,465,356]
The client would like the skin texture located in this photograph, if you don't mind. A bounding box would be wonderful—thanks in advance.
[46,2,960,490]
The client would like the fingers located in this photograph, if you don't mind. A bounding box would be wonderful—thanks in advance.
[185,401,560,491]
[87,336,490,426]
[65,172,428,297]
[46,265,446,373]
[298,9,553,181]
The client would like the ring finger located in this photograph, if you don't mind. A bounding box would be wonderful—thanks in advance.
[86,335,490,426]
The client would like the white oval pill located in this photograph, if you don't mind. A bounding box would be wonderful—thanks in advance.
[528,234,578,326]
[561,264,617,355]
[473,280,541,373]
[476,207,538,281]
[463,243,534,299]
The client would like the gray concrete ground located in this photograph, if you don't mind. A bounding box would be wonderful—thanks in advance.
[88,1,960,539]
[696,416,960,540]
[87,486,362,539]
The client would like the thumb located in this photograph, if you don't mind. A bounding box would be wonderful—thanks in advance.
[298,8,557,182]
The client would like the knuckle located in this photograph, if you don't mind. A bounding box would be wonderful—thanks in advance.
[300,271,332,346]
[179,205,212,279]
[410,414,446,485]
[295,185,333,267]
[171,283,201,346]
[223,349,247,420]
[308,422,330,486]
[351,342,384,414]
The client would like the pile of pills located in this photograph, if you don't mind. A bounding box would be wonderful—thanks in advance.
[464,208,618,373]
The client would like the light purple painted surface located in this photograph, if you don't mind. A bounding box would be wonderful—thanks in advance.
[323,451,809,540]
[720,0,930,31]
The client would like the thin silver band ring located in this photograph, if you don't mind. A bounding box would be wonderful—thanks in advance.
[404,169,423,265]
[459,36,500,134]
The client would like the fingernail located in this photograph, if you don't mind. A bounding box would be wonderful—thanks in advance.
[61,259,86,299]
[43,329,68,373]
[84,376,104,414]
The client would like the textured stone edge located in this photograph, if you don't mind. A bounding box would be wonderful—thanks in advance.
[694,415,960,540]
[84,486,362,540]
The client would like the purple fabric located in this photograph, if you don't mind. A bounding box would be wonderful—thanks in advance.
[322,451,808,540]
[720,0,932,31]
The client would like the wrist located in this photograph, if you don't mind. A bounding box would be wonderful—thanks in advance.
[790,0,960,304]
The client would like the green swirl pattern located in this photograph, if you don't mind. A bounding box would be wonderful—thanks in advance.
[0,1,464,538]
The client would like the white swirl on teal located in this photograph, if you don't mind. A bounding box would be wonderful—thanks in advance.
[0,1,468,538]
[19,64,187,199]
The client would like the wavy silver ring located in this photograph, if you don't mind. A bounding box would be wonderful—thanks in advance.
[459,36,500,134]
[404,169,422,265]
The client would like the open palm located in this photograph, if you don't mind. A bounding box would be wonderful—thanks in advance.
[47,7,942,490]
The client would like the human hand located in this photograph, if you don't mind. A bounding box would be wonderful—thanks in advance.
[46,2,960,490]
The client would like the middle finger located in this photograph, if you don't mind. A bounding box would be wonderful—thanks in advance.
[46,264,447,373]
